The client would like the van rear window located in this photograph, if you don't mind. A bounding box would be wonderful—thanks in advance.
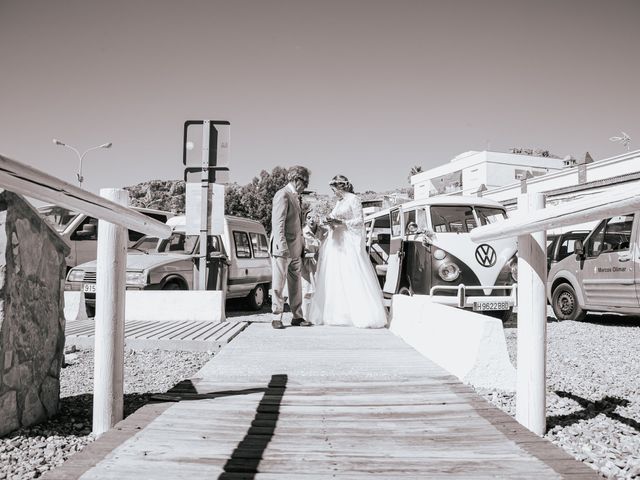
[233,231,252,258]
[250,233,270,258]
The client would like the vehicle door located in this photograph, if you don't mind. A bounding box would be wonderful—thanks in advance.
[400,207,430,294]
[70,215,99,267]
[383,207,403,295]
[579,214,638,309]
[228,230,254,297]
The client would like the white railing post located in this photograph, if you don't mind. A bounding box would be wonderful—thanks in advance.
[516,192,547,436]
[92,188,129,436]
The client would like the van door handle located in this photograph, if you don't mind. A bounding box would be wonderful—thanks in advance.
[618,255,631,262]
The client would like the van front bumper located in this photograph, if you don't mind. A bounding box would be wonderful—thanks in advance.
[429,284,517,311]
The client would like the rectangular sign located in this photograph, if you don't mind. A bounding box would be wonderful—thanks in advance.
[185,183,225,236]
[183,120,230,168]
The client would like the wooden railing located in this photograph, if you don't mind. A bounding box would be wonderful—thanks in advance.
[470,187,640,435]
[0,154,172,436]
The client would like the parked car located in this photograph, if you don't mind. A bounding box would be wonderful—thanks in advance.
[65,215,272,316]
[38,205,174,270]
[364,196,518,322]
[546,230,590,271]
[548,214,636,320]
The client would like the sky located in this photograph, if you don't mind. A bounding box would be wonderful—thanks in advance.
[1,0,638,195]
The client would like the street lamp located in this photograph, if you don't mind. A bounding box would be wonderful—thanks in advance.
[53,138,112,189]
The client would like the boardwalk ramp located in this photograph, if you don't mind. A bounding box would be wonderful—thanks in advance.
[48,324,598,479]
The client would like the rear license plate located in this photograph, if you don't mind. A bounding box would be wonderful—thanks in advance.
[473,300,509,311]
[83,283,96,293]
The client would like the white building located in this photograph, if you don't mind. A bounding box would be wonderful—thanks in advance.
[411,150,566,200]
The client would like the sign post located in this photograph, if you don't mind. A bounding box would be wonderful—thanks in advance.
[183,120,230,290]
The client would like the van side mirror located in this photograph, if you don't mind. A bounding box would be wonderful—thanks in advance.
[406,222,420,235]
[574,239,584,257]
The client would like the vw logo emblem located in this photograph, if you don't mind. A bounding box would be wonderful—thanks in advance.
[475,244,497,267]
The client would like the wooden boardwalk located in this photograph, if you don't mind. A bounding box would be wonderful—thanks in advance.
[48,323,599,479]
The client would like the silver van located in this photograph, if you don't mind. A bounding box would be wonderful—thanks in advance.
[65,215,272,315]
[38,205,174,269]
[547,213,638,320]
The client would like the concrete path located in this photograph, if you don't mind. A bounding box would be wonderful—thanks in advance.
[48,323,599,479]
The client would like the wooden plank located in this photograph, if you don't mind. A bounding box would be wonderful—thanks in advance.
[53,323,598,480]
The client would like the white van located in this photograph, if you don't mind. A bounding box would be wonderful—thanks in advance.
[38,205,174,269]
[365,196,518,321]
[65,215,272,315]
[547,213,638,320]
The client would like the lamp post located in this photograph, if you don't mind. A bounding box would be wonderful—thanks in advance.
[53,139,112,189]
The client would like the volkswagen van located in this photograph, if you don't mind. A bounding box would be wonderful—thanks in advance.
[547,213,639,321]
[65,215,272,315]
[364,196,518,321]
[38,205,174,270]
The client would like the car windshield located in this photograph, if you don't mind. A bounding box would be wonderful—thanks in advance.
[129,235,160,253]
[157,232,198,254]
[39,206,78,233]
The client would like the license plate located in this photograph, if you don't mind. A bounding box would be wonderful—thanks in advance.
[473,300,509,311]
[83,283,96,293]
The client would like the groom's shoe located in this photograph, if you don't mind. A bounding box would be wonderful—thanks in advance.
[272,320,285,329]
[291,318,313,327]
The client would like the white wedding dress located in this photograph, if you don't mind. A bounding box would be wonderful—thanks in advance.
[309,192,387,328]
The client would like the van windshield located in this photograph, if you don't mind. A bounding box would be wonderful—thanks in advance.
[39,206,78,233]
[430,205,506,233]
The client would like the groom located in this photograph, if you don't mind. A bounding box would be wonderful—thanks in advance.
[270,166,313,329]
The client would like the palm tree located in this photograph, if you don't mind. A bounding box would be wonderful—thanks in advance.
[408,165,423,183]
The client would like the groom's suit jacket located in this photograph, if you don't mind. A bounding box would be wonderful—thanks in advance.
[270,184,304,258]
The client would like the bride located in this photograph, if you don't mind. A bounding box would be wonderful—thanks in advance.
[309,175,387,328]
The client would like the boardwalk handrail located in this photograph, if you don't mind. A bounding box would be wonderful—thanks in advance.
[0,153,173,437]
[0,154,171,239]
[468,186,639,436]
[470,186,640,242]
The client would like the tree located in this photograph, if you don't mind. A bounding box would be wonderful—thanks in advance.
[408,165,423,183]
[224,166,289,234]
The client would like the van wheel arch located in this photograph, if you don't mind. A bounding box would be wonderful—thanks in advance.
[247,283,267,310]
[551,282,586,321]
[161,276,189,290]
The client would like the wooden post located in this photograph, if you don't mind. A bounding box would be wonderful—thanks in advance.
[516,192,547,436]
[92,188,129,436]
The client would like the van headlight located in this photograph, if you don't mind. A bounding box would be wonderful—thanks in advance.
[67,270,85,282]
[508,257,518,282]
[126,271,147,286]
[438,262,460,282]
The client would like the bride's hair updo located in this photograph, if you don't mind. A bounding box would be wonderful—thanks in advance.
[329,175,354,193]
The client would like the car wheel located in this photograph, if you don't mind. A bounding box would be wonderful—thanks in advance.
[163,281,186,291]
[552,283,586,321]
[398,286,412,296]
[247,284,266,311]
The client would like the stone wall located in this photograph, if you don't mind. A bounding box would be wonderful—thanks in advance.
[0,191,69,436]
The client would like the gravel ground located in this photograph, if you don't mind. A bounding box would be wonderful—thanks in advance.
[476,314,640,480]
[0,349,212,480]
[3,311,640,479]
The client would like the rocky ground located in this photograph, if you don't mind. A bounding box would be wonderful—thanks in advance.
[477,313,640,480]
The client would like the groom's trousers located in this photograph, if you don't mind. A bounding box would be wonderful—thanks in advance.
[271,254,304,320]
